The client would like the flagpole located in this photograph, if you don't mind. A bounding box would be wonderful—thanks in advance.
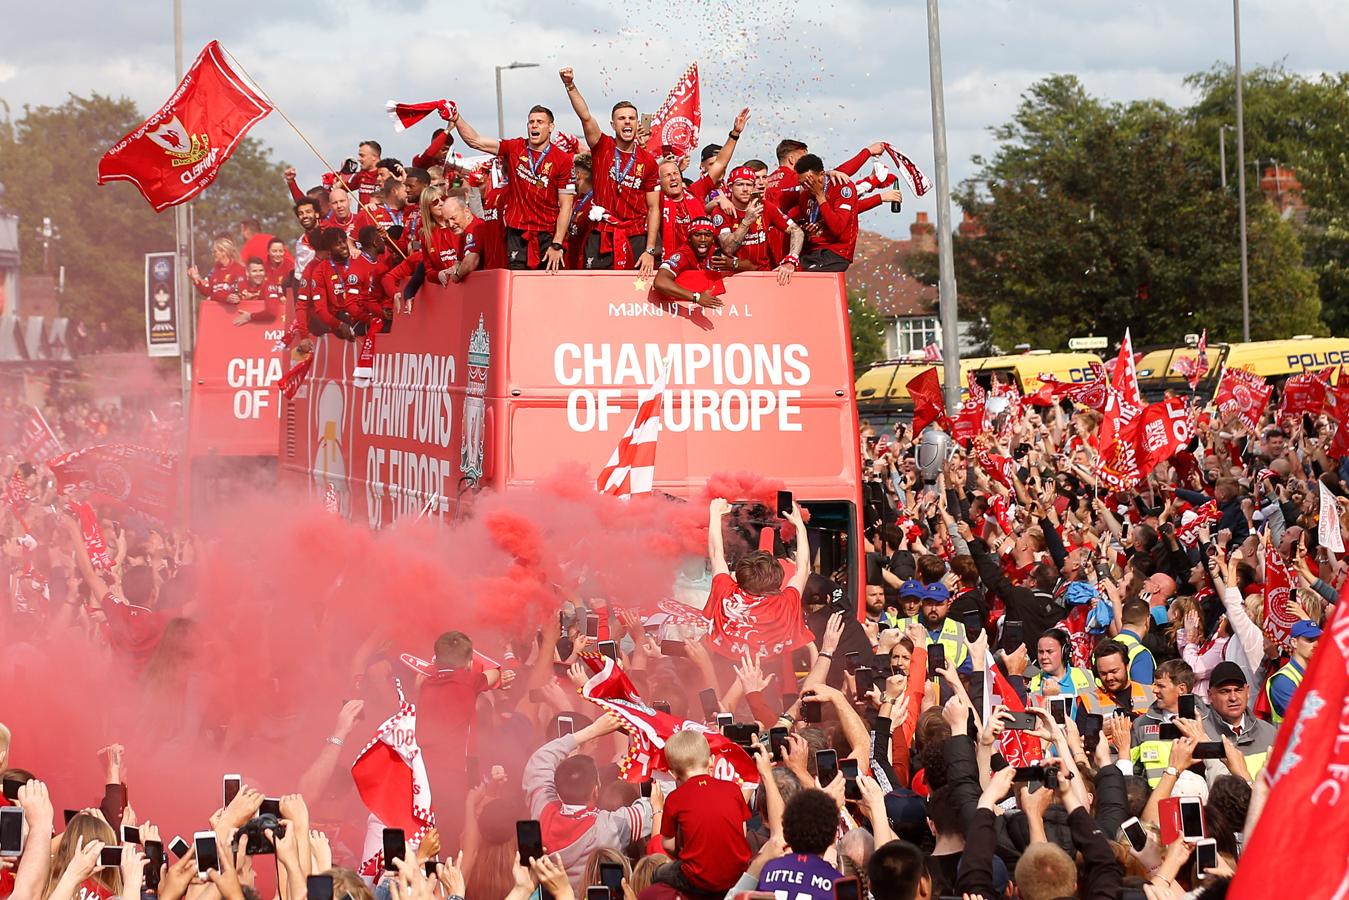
[172,0,193,411]
[218,46,408,259]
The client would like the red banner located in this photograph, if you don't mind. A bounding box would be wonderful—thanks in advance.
[1096,397,1192,491]
[1110,329,1142,409]
[644,63,701,159]
[1229,599,1349,899]
[1262,549,1298,650]
[905,367,946,436]
[18,407,63,463]
[1278,368,1331,420]
[1215,367,1272,433]
[98,41,272,211]
[68,500,115,574]
[48,444,179,521]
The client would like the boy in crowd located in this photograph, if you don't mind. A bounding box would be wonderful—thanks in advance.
[654,730,752,896]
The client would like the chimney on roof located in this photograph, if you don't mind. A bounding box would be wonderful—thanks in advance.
[958,208,984,239]
[1259,165,1306,217]
[910,212,936,254]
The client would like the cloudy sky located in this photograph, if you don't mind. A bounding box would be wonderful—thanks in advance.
[1,0,1343,240]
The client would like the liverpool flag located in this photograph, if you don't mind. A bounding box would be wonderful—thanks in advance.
[98,41,272,211]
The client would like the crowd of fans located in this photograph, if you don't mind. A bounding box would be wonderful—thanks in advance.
[1,369,1340,900]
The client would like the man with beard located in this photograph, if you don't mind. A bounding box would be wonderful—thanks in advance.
[290,197,322,293]
[714,166,803,283]
[452,105,576,270]
[560,67,660,274]
[657,108,749,252]
[652,217,747,310]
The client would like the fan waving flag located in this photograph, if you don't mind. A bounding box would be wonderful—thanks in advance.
[352,682,435,876]
[905,367,946,436]
[98,42,272,211]
[386,99,456,132]
[597,361,670,498]
[644,63,701,159]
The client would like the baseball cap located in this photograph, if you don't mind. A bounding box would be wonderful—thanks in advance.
[883,788,928,828]
[1291,620,1323,640]
[898,578,925,599]
[921,582,950,603]
[803,573,843,608]
[700,143,722,163]
[1209,661,1248,688]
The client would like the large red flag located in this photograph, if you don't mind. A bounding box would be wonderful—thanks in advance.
[644,63,701,159]
[47,444,178,521]
[17,406,62,463]
[1214,367,1272,433]
[1261,549,1299,650]
[1095,398,1191,490]
[1110,329,1142,409]
[905,367,946,435]
[351,684,435,876]
[1229,598,1349,899]
[1279,368,1331,420]
[98,41,272,211]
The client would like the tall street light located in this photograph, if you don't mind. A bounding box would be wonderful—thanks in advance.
[496,62,539,138]
[925,0,961,414]
[1219,124,1230,188]
[1233,0,1250,341]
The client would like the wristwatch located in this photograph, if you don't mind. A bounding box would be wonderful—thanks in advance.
[642,247,657,257]
[326,736,344,747]
[728,130,742,140]
[1164,765,1179,777]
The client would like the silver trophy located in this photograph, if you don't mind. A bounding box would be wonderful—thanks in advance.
[916,426,952,484]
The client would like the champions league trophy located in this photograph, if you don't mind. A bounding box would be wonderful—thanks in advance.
[916,425,952,486]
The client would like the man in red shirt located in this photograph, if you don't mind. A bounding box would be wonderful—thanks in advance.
[704,497,814,658]
[560,67,660,274]
[440,195,487,282]
[652,218,739,311]
[658,159,713,255]
[347,139,383,205]
[786,154,860,272]
[325,185,376,248]
[566,154,595,271]
[713,166,804,283]
[450,106,577,271]
[764,139,809,214]
[233,257,285,327]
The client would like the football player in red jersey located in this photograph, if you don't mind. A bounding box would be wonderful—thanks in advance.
[440,196,485,284]
[560,67,660,275]
[652,218,742,309]
[450,105,576,271]
[346,139,383,204]
[714,167,804,284]
[566,154,596,271]
[233,257,285,327]
[786,154,860,272]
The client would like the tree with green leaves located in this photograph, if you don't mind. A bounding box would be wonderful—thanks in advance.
[954,74,1322,350]
[0,93,291,348]
[848,288,887,370]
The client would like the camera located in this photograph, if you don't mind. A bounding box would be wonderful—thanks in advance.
[231,814,288,856]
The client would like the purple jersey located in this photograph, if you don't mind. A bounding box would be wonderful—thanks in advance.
[756,853,843,900]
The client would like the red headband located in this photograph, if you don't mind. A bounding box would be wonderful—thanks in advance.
[728,166,757,184]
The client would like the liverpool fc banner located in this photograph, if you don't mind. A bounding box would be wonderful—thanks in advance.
[98,41,272,211]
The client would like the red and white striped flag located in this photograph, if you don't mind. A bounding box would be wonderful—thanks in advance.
[921,341,941,363]
[596,362,670,498]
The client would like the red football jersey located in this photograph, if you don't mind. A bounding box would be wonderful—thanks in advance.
[498,138,575,232]
[764,164,799,212]
[660,175,715,253]
[236,280,285,322]
[786,180,861,262]
[345,169,380,205]
[196,261,245,303]
[589,134,659,230]
[711,202,791,270]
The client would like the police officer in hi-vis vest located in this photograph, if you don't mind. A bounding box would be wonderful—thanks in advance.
[1129,659,1198,787]
[1266,619,1321,725]
[1202,661,1276,785]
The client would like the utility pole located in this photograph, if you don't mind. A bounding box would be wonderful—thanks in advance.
[1233,0,1251,342]
[173,0,194,403]
[1218,124,1229,188]
[926,0,961,415]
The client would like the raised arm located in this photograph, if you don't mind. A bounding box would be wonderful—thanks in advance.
[450,111,501,157]
[559,67,603,148]
[708,497,731,576]
[703,108,750,183]
[785,502,811,595]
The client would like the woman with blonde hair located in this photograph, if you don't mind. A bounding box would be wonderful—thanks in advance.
[629,854,671,894]
[43,812,133,900]
[380,185,460,314]
[580,847,631,895]
[188,237,245,305]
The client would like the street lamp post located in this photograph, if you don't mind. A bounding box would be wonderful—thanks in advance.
[1218,124,1230,188]
[925,0,961,415]
[495,62,539,138]
[1233,0,1250,341]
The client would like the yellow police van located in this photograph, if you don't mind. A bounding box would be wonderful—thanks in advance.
[855,350,1103,429]
[1136,336,1349,401]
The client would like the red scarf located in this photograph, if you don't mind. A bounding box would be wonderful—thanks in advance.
[578,655,758,784]
[69,500,114,573]
[279,354,315,400]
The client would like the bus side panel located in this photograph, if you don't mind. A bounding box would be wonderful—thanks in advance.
[278,273,514,527]
[189,300,286,457]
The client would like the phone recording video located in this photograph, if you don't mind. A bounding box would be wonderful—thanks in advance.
[1178,695,1197,720]
[193,833,219,878]
[307,875,335,900]
[99,845,123,868]
[834,876,862,900]
[599,861,625,897]
[1003,712,1037,731]
[223,774,242,808]
[1120,817,1148,853]
[815,750,839,788]
[1195,838,1218,879]
[769,726,790,761]
[776,490,794,518]
[169,836,190,860]
[516,820,544,867]
[0,808,23,858]
[1048,697,1070,725]
[839,758,861,801]
[598,640,618,661]
[259,797,282,818]
[700,689,719,722]
[121,824,140,845]
[557,715,575,738]
[926,644,947,679]
[382,828,406,871]
[144,841,164,890]
[1179,797,1205,840]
